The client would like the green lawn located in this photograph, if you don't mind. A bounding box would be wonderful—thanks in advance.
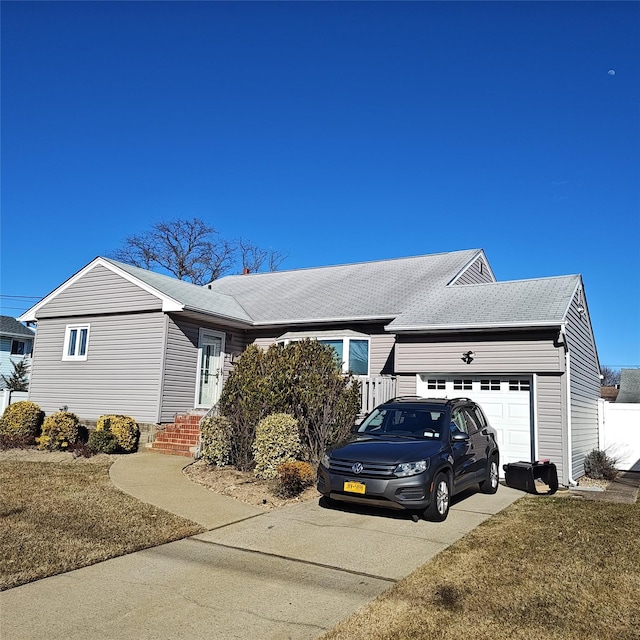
[0,460,204,590]
[322,495,640,640]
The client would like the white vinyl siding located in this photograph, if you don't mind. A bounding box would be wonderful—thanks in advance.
[27,313,166,423]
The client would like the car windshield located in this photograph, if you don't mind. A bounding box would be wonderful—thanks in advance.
[358,406,448,439]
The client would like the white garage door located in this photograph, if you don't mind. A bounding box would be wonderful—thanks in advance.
[416,376,533,472]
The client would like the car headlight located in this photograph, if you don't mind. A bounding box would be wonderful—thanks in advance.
[394,460,429,477]
[321,453,331,469]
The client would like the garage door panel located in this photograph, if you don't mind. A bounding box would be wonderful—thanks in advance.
[417,376,533,474]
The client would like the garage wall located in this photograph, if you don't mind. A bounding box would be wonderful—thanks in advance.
[565,286,601,478]
[536,373,567,483]
[394,331,564,374]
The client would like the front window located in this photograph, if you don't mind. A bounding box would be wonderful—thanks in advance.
[280,334,369,375]
[63,324,90,361]
[359,406,447,438]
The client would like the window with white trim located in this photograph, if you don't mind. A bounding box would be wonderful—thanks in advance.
[509,379,530,391]
[480,379,501,391]
[453,379,472,390]
[427,379,446,390]
[278,333,370,376]
[63,324,90,361]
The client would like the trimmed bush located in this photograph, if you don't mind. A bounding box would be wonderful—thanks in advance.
[37,411,80,450]
[253,413,300,479]
[273,461,315,498]
[200,415,233,467]
[88,429,119,454]
[583,449,618,481]
[0,401,43,440]
[96,415,139,453]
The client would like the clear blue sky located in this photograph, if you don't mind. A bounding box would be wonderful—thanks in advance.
[1,1,638,368]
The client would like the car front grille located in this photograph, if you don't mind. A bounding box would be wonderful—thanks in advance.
[329,459,396,478]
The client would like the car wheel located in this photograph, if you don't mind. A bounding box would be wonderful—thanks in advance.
[320,495,337,508]
[480,457,499,494]
[425,473,450,522]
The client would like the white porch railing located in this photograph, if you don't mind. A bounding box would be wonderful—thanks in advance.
[358,375,397,415]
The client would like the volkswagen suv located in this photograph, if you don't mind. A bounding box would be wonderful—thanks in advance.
[317,397,500,521]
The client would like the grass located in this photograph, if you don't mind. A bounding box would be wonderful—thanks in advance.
[0,460,204,590]
[321,495,640,640]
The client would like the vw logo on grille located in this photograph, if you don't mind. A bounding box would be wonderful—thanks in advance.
[352,462,364,474]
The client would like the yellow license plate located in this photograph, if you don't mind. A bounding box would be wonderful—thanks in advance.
[344,481,366,494]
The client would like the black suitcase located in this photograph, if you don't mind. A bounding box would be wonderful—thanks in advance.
[503,460,558,495]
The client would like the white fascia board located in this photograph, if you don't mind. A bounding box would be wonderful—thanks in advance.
[386,320,564,333]
[18,257,183,322]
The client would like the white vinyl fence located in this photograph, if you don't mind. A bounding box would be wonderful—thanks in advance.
[0,389,29,414]
[599,400,640,472]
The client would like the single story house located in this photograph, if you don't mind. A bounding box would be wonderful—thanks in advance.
[19,248,601,484]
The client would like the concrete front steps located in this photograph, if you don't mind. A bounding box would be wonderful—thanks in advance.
[147,413,203,457]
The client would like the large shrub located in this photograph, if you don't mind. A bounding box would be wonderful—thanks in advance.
[37,411,80,450]
[0,401,43,440]
[253,413,300,479]
[96,415,139,453]
[200,415,233,467]
[219,339,361,469]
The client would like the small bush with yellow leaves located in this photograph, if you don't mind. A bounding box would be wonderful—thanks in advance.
[0,401,43,439]
[200,415,233,467]
[253,413,300,480]
[96,415,139,453]
[274,461,315,498]
[37,410,80,450]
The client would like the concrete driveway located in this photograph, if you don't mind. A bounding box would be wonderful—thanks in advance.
[0,453,521,640]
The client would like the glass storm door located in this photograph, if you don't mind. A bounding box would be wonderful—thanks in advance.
[197,332,223,407]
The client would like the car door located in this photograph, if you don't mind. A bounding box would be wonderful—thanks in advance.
[449,408,475,490]
[462,406,488,480]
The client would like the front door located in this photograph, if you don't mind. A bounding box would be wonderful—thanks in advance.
[197,330,224,408]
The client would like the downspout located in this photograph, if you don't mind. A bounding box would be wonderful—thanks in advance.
[560,324,577,486]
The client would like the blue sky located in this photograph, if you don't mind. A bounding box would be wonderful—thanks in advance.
[1,1,638,368]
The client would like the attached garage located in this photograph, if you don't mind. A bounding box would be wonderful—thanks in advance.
[416,376,533,471]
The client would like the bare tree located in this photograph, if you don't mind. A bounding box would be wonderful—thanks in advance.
[112,217,288,283]
[238,238,268,273]
[600,366,621,386]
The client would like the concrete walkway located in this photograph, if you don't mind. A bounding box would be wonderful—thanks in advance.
[1,452,522,640]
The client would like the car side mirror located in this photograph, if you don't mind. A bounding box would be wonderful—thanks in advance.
[451,430,470,442]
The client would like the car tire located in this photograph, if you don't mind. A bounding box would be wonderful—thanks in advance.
[480,457,499,494]
[320,495,338,508]
[424,472,451,522]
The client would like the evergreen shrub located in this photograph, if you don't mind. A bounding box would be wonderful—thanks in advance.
[37,411,80,450]
[200,415,233,467]
[96,415,139,453]
[253,413,300,479]
[89,429,119,454]
[0,401,43,440]
[583,449,618,481]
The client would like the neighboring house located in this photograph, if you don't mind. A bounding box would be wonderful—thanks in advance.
[19,248,601,484]
[0,315,35,388]
[600,386,619,402]
[616,369,640,403]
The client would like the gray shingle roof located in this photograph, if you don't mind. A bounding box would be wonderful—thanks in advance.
[0,316,35,338]
[103,259,253,323]
[207,249,482,324]
[617,369,640,403]
[387,275,581,330]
